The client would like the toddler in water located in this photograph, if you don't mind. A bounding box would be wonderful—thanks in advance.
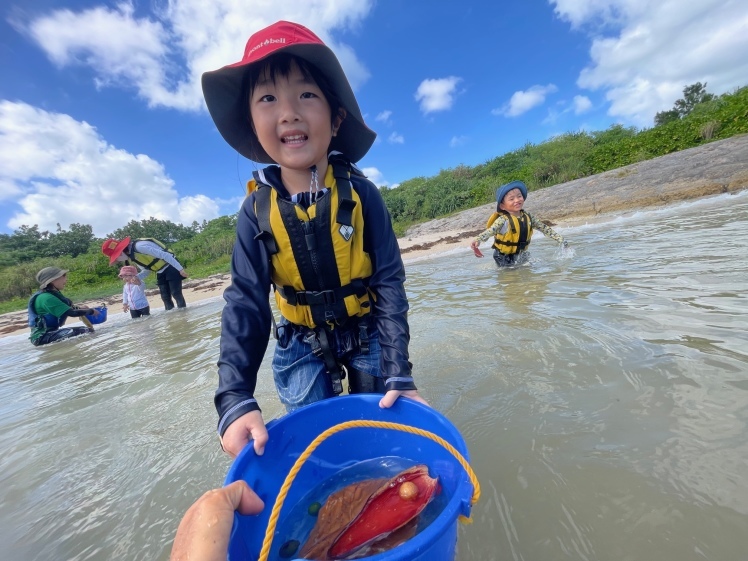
[119,265,151,318]
[471,180,569,267]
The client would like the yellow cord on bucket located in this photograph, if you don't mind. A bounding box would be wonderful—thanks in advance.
[257,419,481,561]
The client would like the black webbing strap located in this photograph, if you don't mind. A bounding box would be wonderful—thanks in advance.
[278,278,368,307]
[516,211,530,251]
[330,158,356,227]
[304,328,345,395]
[253,186,278,255]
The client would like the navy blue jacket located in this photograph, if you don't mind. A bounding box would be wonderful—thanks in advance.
[215,162,415,435]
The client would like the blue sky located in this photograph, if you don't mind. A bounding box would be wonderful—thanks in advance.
[1,0,746,237]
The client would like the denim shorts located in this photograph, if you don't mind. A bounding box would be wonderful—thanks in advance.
[271,319,381,411]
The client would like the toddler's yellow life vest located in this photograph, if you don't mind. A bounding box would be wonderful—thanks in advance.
[251,159,373,329]
[127,238,174,272]
[486,210,533,254]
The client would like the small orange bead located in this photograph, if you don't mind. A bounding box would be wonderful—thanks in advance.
[398,481,418,501]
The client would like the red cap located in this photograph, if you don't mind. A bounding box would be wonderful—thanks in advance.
[201,21,376,164]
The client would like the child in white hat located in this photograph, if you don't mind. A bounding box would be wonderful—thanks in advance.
[119,265,151,318]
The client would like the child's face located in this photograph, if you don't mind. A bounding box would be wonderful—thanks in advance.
[499,188,525,214]
[121,275,137,284]
[249,61,338,171]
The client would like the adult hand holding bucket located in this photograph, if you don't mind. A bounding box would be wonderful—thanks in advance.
[171,480,264,561]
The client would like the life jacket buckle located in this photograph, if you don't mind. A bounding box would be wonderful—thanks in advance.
[358,322,369,354]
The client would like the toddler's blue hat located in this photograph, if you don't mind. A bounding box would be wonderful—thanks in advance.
[496,180,528,204]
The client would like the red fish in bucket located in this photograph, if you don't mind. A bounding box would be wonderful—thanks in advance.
[297,465,439,560]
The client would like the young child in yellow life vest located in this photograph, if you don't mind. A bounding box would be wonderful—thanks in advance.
[471,180,569,267]
[201,21,428,458]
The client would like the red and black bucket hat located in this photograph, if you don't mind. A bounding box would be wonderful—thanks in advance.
[201,21,376,164]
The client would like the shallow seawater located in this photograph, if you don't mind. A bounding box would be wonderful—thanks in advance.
[1,191,747,561]
[270,457,445,561]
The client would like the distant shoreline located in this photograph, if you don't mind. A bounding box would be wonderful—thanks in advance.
[3,135,747,340]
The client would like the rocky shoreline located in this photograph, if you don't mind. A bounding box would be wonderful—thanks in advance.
[3,134,747,339]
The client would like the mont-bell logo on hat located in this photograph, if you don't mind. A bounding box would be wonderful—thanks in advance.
[248,37,286,57]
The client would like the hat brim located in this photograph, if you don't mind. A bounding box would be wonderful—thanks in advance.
[496,180,528,204]
[202,43,376,164]
[108,237,131,265]
[39,268,69,288]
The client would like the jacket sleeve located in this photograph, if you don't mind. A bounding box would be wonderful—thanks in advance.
[357,177,416,392]
[133,240,185,271]
[215,195,273,436]
[476,215,508,242]
[529,213,566,245]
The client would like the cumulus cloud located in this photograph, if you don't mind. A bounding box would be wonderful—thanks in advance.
[388,132,404,144]
[492,84,559,117]
[573,95,593,114]
[361,167,387,187]
[414,77,462,114]
[0,101,219,236]
[375,110,393,124]
[18,0,376,111]
[550,0,748,125]
[450,136,468,147]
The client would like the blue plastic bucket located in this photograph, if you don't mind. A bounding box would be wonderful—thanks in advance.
[224,395,474,561]
[88,306,107,324]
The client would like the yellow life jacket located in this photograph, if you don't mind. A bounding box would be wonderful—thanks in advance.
[486,210,533,254]
[252,158,373,329]
[127,238,174,272]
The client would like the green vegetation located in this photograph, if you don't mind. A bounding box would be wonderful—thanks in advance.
[0,216,238,314]
[381,84,748,235]
[2,83,747,311]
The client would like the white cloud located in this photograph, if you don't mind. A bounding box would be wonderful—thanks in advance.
[573,95,593,114]
[376,110,393,124]
[550,0,748,125]
[414,77,462,114]
[388,132,404,144]
[450,136,468,147]
[19,0,376,111]
[0,101,219,236]
[361,167,387,187]
[493,84,559,117]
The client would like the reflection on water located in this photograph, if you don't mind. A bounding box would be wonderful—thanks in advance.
[1,192,747,560]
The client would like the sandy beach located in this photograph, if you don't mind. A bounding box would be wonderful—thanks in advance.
[3,134,747,340]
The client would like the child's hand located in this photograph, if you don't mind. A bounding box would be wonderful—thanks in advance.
[470,240,484,258]
[123,304,129,313]
[220,410,268,458]
[379,389,429,409]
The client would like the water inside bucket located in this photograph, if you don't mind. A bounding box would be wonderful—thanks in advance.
[269,457,448,560]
